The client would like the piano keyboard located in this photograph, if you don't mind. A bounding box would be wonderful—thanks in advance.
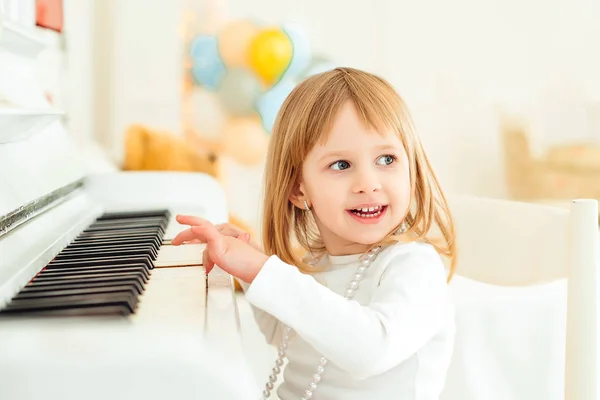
[0,209,171,317]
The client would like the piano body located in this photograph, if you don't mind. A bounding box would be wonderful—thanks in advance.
[0,18,258,400]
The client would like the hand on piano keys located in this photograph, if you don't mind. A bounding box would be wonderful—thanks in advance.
[172,215,269,284]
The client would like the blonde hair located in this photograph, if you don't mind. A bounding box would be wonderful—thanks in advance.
[261,67,456,281]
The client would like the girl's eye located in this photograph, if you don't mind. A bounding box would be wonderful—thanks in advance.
[330,160,350,171]
[376,155,396,166]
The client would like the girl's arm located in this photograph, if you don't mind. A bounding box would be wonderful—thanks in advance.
[237,279,284,348]
[244,243,452,380]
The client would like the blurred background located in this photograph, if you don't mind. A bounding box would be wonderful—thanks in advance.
[3,0,600,235]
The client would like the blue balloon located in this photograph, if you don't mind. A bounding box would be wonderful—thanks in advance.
[190,35,226,90]
[256,80,296,133]
[281,23,311,81]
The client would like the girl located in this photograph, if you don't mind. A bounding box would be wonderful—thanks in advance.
[172,67,456,400]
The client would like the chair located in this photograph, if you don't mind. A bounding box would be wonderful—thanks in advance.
[441,195,599,400]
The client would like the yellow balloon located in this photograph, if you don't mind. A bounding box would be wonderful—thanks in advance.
[221,117,269,165]
[248,28,293,86]
[218,20,260,67]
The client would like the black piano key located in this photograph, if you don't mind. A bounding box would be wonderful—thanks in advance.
[57,244,158,259]
[20,278,145,295]
[72,234,161,248]
[31,271,147,286]
[1,294,137,316]
[34,267,150,283]
[67,238,160,251]
[52,247,156,262]
[39,264,150,280]
[89,219,169,231]
[13,285,137,300]
[91,215,168,224]
[77,229,164,240]
[46,256,154,271]
[0,305,133,317]
[97,209,170,220]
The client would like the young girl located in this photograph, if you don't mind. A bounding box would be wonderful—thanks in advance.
[172,67,456,400]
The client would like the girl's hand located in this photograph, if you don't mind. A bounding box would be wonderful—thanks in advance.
[171,215,269,283]
[175,216,263,252]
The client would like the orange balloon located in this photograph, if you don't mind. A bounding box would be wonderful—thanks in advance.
[248,28,293,86]
[217,20,260,67]
[221,117,269,165]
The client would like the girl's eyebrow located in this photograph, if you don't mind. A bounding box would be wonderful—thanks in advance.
[318,144,400,163]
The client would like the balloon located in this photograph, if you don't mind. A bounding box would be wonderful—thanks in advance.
[216,68,262,117]
[281,23,311,80]
[217,19,260,67]
[248,28,293,86]
[299,55,336,80]
[256,79,296,133]
[221,117,269,165]
[190,35,226,90]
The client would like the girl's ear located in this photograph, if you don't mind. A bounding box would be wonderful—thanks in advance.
[289,181,308,210]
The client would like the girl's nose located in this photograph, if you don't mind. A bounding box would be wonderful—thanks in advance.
[351,167,382,193]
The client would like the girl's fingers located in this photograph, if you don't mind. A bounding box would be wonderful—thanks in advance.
[215,224,242,237]
[191,225,222,249]
[176,215,210,227]
[171,228,201,246]
[203,248,214,274]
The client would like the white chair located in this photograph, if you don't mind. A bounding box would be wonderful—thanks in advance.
[441,195,599,400]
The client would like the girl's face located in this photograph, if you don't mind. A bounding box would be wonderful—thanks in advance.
[294,101,411,256]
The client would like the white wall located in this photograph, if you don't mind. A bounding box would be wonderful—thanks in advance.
[86,0,600,230]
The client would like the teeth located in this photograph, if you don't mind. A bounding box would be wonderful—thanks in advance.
[350,206,385,218]
[359,206,380,212]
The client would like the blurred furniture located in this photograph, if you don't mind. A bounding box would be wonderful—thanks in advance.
[501,117,600,205]
[441,195,599,400]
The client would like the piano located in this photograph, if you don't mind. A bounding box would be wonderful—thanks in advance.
[0,18,258,400]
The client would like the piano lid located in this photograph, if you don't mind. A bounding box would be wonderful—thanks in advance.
[0,18,89,228]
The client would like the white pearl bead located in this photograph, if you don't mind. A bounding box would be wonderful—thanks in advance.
[303,389,313,399]
[353,273,363,281]
[266,382,274,390]
[349,280,359,289]
[262,389,270,397]
[319,357,328,366]
[278,349,285,358]
[273,366,280,374]
[311,374,321,383]
[316,365,325,374]
[309,382,317,391]
[345,288,355,297]
[357,265,367,274]
[269,374,277,383]
[275,358,284,367]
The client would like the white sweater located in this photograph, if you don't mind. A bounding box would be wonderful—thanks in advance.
[240,241,455,400]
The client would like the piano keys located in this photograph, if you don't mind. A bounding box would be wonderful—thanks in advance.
[0,209,170,317]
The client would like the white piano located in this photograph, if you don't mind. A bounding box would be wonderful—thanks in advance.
[0,17,258,400]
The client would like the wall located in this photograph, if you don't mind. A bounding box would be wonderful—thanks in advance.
[87,0,600,230]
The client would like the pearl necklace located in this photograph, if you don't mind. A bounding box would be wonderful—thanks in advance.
[259,245,382,400]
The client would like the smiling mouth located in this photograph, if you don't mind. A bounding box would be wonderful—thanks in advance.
[348,205,387,218]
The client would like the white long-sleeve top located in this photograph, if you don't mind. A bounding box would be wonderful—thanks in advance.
[240,241,455,400]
